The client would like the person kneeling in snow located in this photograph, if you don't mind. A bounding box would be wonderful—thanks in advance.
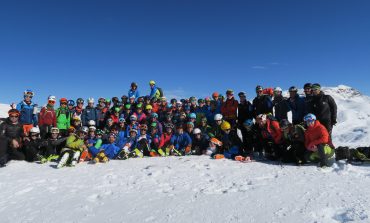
[304,114,335,167]
[89,133,121,163]
[220,121,244,160]
[205,138,223,158]
[169,124,192,156]
[57,128,87,168]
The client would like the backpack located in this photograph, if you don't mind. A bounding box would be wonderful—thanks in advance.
[157,87,164,97]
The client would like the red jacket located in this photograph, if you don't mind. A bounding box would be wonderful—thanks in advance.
[110,114,119,124]
[39,106,56,127]
[261,119,282,144]
[159,133,172,148]
[221,98,238,120]
[304,120,329,151]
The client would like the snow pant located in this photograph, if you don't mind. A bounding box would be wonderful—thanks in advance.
[58,148,81,165]
[224,146,240,159]
[281,142,306,164]
[8,148,26,161]
[261,141,282,160]
[23,146,39,162]
[306,144,335,167]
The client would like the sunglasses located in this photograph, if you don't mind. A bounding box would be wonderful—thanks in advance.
[61,102,67,105]
[10,115,19,118]
[30,134,39,137]
[48,100,56,104]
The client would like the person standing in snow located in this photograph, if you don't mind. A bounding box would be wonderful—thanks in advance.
[221,89,239,127]
[16,89,38,135]
[149,80,161,101]
[272,87,290,122]
[287,86,306,125]
[38,95,57,139]
[237,92,254,127]
[252,85,273,117]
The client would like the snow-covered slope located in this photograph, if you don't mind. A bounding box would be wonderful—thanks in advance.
[1,157,370,223]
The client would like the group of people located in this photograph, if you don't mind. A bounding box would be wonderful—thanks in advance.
[0,81,340,168]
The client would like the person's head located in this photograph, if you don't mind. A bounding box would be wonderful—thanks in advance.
[165,112,173,121]
[98,98,106,108]
[29,127,40,140]
[88,126,96,137]
[212,92,219,101]
[107,118,114,126]
[105,98,111,108]
[176,124,184,134]
[205,97,211,105]
[78,127,88,139]
[274,87,282,97]
[304,113,316,128]
[164,123,174,134]
[256,85,263,96]
[226,89,234,100]
[129,96,135,104]
[139,124,148,135]
[50,127,60,139]
[87,98,94,107]
[124,104,132,113]
[112,97,119,105]
[149,80,156,89]
[238,92,246,102]
[130,115,138,124]
[256,114,267,128]
[96,129,104,139]
[160,97,167,105]
[111,126,119,135]
[60,98,68,108]
[303,83,313,96]
[23,89,34,103]
[47,95,56,106]
[68,126,76,136]
[73,116,81,126]
[119,117,126,127]
[131,82,138,90]
[76,98,84,108]
[279,119,291,133]
[136,104,143,113]
[108,133,116,143]
[214,114,223,126]
[68,100,75,110]
[188,113,196,123]
[243,119,254,131]
[179,112,187,120]
[151,112,158,121]
[8,109,20,124]
[145,104,153,113]
[289,86,298,98]
[150,122,158,135]
[129,128,138,138]
[170,98,177,106]
[220,121,231,134]
[193,128,202,140]
[311,83,321,96]
[201,117,208,126]
[121,95,128,104]
[186,122,194,133]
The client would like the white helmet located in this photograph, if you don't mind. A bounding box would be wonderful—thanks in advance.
[30,127,40,134]
[87,98,95,103]
[88,120,96,126]
[89,126,96,132]
[214,114,223,121]
[48,95,56,102]
[193,128,201,135]
[274,87,282,92]
[82,126,89,134]
[256,114,267,122]
[50,127,60,134]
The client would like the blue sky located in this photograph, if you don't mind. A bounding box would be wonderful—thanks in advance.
[0,0,369,105]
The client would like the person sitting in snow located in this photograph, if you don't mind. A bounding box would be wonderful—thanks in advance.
[89,133,121,163]
[303,113,335,167]
[56,128,87,168]
[169,123,192,156]
[220,121,244,160]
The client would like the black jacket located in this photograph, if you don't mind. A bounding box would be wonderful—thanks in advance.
[252,95,273,117]
[237,101,254,125]
[309,92,337,131]
[0,118,24,142]
[273,96,290,121]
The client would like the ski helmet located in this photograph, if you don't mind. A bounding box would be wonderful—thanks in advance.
[226,89,234,95]
[238,92,246,97]
[164,123,174,129]
[289,86,298,92]
[30,127,40,134]
[149,80,156,85]
[130,115,138,121]
[131,82,138,88]
[8,109,20,116]
[311,83,321,91]
[60,98,68,104]
[76,98,84,104]
[24,89,34,98]
[304,113,316,123]
[193,128,201,135]
[89,126,96,132]
[189,113,196,119]
[81,126,89,134]
[214,114,223,121]
[243,119,254,127]
[51,127,60,134]
[274,87,282,92]
[119,117,126,123]
[96,129,104,135]
[212,92,219,98]
[88,120,96,126]
[87,98,94,103]
[151,113,159,118]
[304,83,312,89]
[220,121,231,131]
[68,100,75,106]
[125,104,131,110]
[145,105,153,110]
[98,98,105,103]
[170,98,177,104]
[48,95,56,102]
[256,85,263,92]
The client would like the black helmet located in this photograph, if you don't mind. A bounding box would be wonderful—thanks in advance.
[131,82,138,88]
[303,83,312,89]
[289,86,298,92]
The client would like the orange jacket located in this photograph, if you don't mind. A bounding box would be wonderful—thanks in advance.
[304,120,329,150]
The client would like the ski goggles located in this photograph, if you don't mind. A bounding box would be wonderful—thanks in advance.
[48,100,56,104]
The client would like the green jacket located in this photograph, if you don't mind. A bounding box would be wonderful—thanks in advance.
[66,134,85,152]
[56,107,71,130]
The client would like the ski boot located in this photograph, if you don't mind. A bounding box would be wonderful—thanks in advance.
[57,153,70,169]
[70,151,81,167]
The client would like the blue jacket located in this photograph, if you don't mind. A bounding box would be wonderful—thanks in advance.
[288,95,307,123]
[116,130,127,148]
[82,106,98,126]
[128,89,140,101]
[149,86,160,100]
[16,101,38,125]
[89,143,121,159]
[170,132,192,151]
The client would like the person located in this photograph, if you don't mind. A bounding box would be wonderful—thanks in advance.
[197,117,212,138]
[96,98,108,129]
[221,89,239,126]
[287,86,306,125]
[240,119,259,157]
[237,92,254,127]
[252,85,273,117]
[82,98,98,127]
[149,80,161,101]
[303,113,335,167]
[16,89,38,134]
[133,103,147,124]
[255,114,283,160]
[279,119,306,164]
[272,87,290,122]
[38,95,57,139]
[89,133,121,163]
[205,137,223,157]
[169,124,192,156]
[149,112,163,136]
[157,123,174,156]
[205,101,220,126]
[23,127,44,162]
[56,98,71,137]
[148,122,161,154]
[56,128,87,168]
[220,121,244,159]
[128,82,140,101]
[0,109,25,165]
[72,98,84,120]
[67,100,75,113]
[191,128,209,155]
[308,83,337,138]
[39,127,66,163]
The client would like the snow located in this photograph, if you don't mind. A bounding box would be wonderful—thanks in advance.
[1,157,370,223]
[1,85,370,223]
